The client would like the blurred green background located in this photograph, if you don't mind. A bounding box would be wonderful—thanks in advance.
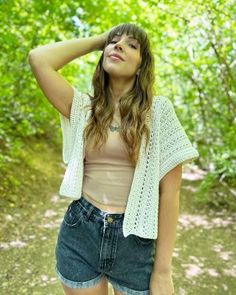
[0,0,235,294]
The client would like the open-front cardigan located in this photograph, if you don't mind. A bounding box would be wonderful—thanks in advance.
[58,87,199,239]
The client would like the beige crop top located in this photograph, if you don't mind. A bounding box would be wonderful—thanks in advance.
[82,112,135,213]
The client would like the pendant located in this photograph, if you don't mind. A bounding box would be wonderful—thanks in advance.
[109,125,121,132]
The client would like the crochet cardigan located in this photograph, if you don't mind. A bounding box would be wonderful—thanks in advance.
[59,87,199,239]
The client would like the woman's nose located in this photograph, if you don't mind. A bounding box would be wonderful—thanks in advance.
[114,41,124,51]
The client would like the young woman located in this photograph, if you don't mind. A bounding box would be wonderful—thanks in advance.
[29,23,199,295]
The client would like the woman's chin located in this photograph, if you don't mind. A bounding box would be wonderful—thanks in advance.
[105,71,125,78]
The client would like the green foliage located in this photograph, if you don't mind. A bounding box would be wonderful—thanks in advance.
[196,170,236,212]
[0,0,235,207]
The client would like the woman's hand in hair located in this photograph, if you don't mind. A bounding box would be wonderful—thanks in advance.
[97,30,111,50]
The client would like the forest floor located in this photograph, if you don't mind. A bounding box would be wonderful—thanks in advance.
[0,137,235,295]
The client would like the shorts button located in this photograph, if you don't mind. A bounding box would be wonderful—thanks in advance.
[107,216,113,223]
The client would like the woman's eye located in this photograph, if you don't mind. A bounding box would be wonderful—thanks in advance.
[110,40,137,49]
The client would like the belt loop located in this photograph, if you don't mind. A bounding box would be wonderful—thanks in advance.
[84,206,94,221]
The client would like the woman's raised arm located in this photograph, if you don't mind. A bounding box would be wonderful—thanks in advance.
[28,33,108,118]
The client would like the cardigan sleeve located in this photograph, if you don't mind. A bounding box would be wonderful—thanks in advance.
[59,86,85,165]
[159,97,199,180]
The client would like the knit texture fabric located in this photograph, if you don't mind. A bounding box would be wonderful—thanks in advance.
[59,86,199,239]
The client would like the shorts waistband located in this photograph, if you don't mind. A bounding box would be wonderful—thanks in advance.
[77,195,125,223]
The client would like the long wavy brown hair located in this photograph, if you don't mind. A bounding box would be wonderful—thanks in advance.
[83,23,155,167]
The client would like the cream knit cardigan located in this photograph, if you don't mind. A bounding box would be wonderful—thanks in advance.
[59,87,199,239]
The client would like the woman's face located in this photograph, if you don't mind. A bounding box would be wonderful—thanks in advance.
[102,33,142,79]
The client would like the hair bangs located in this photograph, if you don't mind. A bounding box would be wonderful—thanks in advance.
[107,23,147,52]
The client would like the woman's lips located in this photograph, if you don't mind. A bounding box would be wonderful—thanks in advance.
[109,55,124,61]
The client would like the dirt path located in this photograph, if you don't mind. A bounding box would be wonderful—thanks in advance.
[0,138,235,294]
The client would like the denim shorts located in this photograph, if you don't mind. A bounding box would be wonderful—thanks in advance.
[54,195,156,295]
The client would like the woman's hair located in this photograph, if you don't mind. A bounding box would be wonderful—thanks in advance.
[83,23,155,166]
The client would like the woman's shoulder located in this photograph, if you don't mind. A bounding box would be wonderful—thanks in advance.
[152,95,173,112]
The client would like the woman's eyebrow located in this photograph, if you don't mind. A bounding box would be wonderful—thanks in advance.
[128,37,140,45]
[127,36,137,40]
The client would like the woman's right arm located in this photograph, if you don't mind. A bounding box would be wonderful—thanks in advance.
[28,35,107,119]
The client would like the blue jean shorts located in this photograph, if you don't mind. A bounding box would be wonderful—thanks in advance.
[55,195,156,295]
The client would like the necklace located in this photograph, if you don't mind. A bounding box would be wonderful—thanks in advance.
[109,124,121,132]
[109,114,121,132]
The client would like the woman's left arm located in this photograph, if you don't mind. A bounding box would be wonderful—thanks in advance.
[149,163,182,295]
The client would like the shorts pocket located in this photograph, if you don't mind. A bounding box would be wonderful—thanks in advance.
[63,200,84,227]
[133,235,154,246]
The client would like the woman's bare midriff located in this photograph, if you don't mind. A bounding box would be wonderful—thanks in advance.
[82,192,126,214]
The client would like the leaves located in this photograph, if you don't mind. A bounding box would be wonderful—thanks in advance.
[0,0,235,196]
